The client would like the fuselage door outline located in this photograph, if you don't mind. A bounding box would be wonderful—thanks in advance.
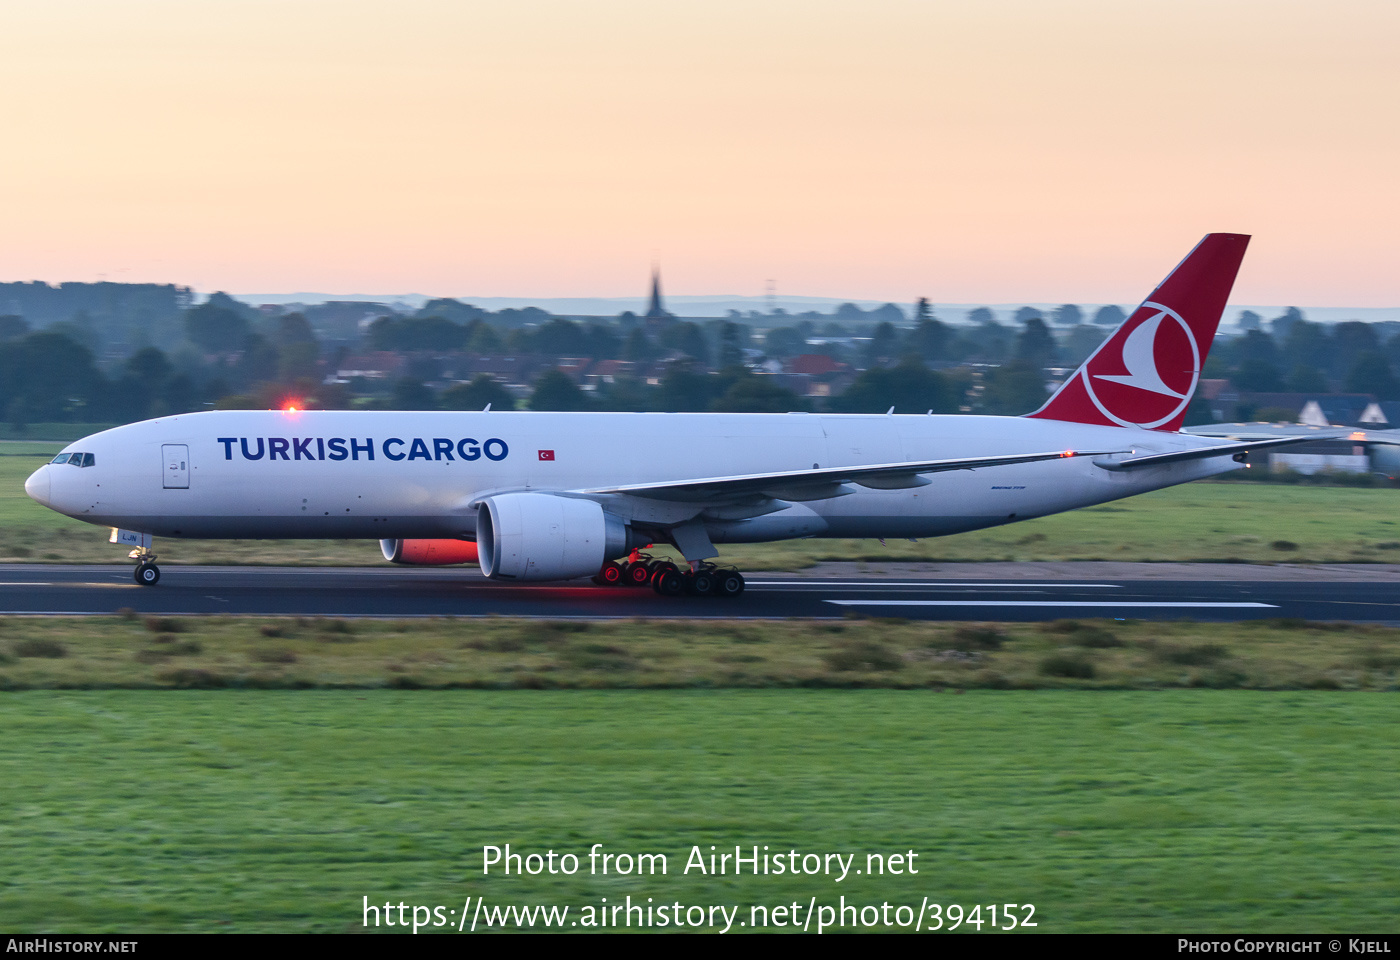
[162,444,190,489]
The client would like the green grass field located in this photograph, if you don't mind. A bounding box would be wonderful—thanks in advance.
[4,451,1400,566]
[2,614,1398,691]
[0,689,1395,933]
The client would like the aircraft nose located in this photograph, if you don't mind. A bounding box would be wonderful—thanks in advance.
[24,465,51,507]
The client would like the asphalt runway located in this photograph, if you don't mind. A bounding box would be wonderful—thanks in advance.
[3,564,1400,622]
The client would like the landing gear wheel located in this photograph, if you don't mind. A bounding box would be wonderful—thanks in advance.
[593,561,625,586]
[134,563,160,586]
[687,568,716,596]
[715,569,744,598]
[625,561,654,587]
[652,567,686,597]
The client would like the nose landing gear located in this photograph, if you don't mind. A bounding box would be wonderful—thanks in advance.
[129,547,160,586]
[111,530,160,586]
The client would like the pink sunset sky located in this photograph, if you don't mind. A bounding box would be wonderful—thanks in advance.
[1,0,1396,306]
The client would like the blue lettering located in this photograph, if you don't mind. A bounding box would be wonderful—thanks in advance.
[433,438,454,461]
[383,438,406,461]
[407,438,432,461]
[316,437,325,460]
[217,438,236,460]
[484,438,509,462]
[268,438,291,460]
[351,438,373,461]
[327,438,348,461]
[457,438,481,461]
[292,438,313,460]
[240,437,265,461]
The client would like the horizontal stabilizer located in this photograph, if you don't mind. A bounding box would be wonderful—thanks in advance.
[1187,424,1400,447]
[580,449,1116,503]
[1093,434,1343,471]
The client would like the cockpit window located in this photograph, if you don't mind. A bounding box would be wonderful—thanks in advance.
[51,454,70,464]
[51,452,95,467]
[67,453,83,465]
[82,453,95,467]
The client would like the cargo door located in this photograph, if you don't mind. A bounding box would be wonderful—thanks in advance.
[162,444,189,488]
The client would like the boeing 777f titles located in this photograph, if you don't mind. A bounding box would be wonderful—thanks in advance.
[25,234,1328,596]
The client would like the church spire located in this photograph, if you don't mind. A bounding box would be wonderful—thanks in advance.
[644,265,672,320]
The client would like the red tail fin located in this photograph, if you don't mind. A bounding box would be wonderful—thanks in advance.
[1027,233,1249,431]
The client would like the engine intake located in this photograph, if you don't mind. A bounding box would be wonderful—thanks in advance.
[477,493,630,581]
[380,539,480,566]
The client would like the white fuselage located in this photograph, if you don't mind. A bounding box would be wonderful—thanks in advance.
[26,409,1238,544]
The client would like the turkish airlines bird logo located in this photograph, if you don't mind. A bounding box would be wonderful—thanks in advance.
[1081,302,1199,428]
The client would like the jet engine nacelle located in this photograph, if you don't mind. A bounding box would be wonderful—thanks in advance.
[380,539,480,565]
[1369,443,1400,480]
[476,492,630,581]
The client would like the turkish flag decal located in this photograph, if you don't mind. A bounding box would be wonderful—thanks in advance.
[538,450,555,461]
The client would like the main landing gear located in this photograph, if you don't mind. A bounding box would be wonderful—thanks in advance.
[130,548,160,586]
[592,552,745,599]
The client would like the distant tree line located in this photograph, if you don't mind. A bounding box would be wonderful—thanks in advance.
[0,281,193,353]
[1211,316,1400,399]
[4,283,1400,430]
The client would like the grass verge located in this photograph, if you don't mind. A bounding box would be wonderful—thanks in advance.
[0,615,1397,690]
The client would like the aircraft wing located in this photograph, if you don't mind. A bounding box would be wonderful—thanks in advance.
[1094,434,1344,470]
[578,448,1119,503]
[1184,424,1337,441]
